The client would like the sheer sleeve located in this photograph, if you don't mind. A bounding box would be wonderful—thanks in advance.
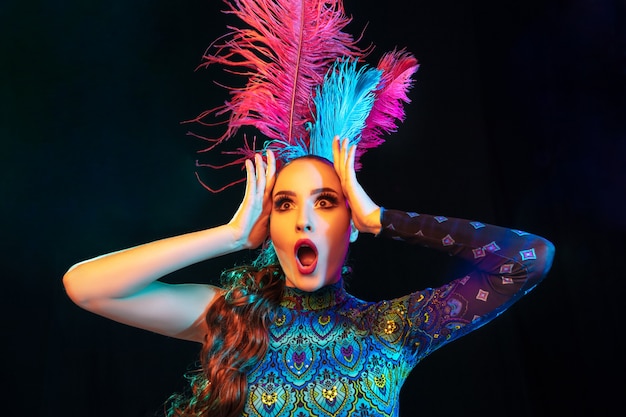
[376,208,555,359]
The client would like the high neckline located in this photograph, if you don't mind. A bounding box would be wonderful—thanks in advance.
[279,280,347,311]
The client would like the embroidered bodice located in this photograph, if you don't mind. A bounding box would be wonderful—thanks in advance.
[242,209,554,417]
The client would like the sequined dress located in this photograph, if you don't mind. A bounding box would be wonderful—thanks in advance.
[243,208,554,417]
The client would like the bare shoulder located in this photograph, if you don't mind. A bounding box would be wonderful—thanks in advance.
[83,281,224,344]
[168,282,224,342]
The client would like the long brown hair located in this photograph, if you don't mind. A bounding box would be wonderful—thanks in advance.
[167,155,351,416]
[166,245,285,417]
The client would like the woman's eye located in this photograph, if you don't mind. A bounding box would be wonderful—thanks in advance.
[315,194,338,209]
[274,199,293,211]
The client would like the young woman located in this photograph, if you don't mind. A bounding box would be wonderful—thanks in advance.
[63,138,555,417]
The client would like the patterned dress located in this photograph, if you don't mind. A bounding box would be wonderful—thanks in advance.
[243,209,554,417]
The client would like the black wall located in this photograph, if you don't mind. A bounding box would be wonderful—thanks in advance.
[3,1,624,416]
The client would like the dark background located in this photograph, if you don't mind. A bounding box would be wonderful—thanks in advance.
[3,0,624,416]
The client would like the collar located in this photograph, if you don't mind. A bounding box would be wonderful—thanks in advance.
[279,280,347,311]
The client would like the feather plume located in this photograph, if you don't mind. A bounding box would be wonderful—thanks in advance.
[188,0,418,191]
[306,59,382,168]
[188,0,367,152]
[357,49,419,160]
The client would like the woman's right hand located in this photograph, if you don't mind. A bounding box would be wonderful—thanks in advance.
[227,150,276,249]
[63,150,276,342]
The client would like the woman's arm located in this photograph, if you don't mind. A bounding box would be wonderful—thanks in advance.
[333,137,554,355]
[332,136,554,290]
[380,209,554,291]
[377,209,554,358]
[63,152,276,343]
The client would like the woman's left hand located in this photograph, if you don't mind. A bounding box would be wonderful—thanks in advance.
[332,137,382,235]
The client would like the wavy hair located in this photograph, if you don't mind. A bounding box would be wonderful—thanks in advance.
[166,243,285,417]
[167,156,354,416]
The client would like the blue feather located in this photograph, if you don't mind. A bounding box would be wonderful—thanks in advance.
[263,137,309,163]
[307,59,382,162]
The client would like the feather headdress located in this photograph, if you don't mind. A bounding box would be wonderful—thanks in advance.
[188,0,419,191]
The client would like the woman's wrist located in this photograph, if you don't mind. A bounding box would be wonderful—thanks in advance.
[221,223,253,252]
[363,207,382,235]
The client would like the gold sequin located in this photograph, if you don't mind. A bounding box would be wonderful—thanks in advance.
[322,386,338,401]
[374,374,386,388]
[261,392,278,406]
[274,314,286,326]
[384,320,398,335]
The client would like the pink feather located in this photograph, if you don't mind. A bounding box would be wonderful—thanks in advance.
[357,49,419,162]
[187,0,368,153]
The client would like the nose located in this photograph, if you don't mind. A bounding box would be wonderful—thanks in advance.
[296,206,314,232]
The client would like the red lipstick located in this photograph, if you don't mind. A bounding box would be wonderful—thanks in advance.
[294,239,318,275]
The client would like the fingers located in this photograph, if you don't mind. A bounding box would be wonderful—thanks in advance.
[332,136,356,186]
[242,150,276,217]
[243,158,256,202]
[254,153,265,200]
[264,149,276,198]
[346,142,356,179]
[331,136,380,234]
[244,154,267,207]
[247,150,276,195]
[332,136,342,178]
[231,151,275,248]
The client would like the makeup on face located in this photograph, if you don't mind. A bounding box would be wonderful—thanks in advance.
[270,158,352,292]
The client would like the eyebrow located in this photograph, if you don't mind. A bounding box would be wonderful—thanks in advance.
[273,187,339,197]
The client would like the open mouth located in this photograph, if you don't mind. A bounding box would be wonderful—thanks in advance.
[294,239,318,275]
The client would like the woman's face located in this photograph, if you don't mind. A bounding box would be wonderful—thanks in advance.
[270,157,354,292]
